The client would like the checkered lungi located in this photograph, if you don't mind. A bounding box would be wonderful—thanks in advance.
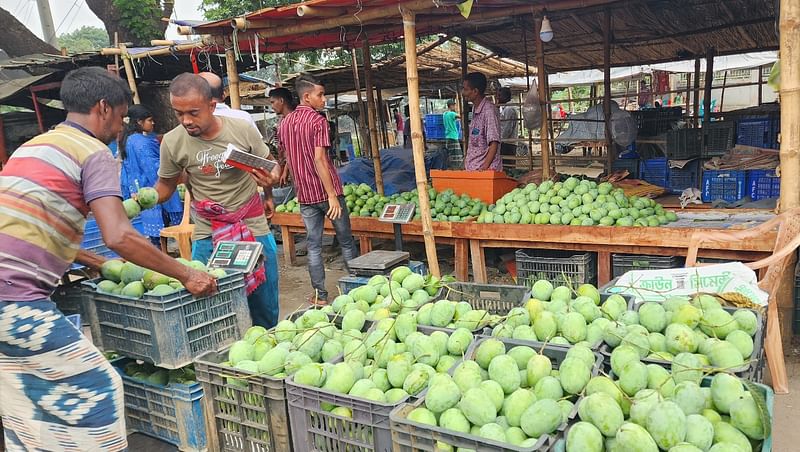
[445,139,464,170]
[0,300,127,451]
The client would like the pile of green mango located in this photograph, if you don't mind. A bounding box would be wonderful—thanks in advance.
[122,360,196,386]
[96,258,226,298]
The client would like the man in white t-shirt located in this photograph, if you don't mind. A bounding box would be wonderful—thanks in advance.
[198,72,262,137]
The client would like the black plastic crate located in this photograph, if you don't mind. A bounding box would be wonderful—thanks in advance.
[516,249,597,287]
[668,159,701,193]
[611,254,685,278]
[666,128,702,159]
[631,107,683,136]
[703,121,736,156]
[611,158,640,178]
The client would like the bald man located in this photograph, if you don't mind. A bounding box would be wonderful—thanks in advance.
[198,71,262,136]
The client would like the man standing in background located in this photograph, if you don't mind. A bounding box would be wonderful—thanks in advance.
[443,99,462,169]
[268,87,296,185]
[199,72,262,137]
[497,87,519,158]
[393,108,404,146]
[462,72,501,171]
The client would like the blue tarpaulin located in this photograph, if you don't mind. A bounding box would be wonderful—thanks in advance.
[338,146,447,195]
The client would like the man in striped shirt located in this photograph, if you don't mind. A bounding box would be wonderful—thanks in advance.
[0,67,216,451]
[278,74,357,304]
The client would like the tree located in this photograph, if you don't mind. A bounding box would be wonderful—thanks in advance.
[0,7,58,57]
[86,0,174,46]
[58,26,111,53]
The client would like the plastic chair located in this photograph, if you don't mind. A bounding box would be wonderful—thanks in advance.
[686,207,800,394]
[159,191,194,260]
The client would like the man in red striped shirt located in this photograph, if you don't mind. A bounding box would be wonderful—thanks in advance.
[279,74,357,304]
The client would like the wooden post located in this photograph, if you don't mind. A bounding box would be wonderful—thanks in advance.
[460,37,469,155]
[350,48,369,157]
[376,86,389,148]
[119,44,140,104]
[523,24,534,171]
[702,48,715,129]
[693,58,701,127]
[225,47,241,109]
[602,9,614,169]
[401,8,440,277]
[772,0,800,393]
[685,72,692,117]
[362,39,383,194]
[535,15,551,179]
[757,64,765,106]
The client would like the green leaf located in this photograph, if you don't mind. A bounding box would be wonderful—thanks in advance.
[742,378,771,440]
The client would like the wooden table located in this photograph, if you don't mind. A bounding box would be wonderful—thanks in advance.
[271,212,776,286]
[452,222,776,285]
[271,213,470,280]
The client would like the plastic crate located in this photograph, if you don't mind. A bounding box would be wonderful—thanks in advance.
[70,217,144,270]
[113,359,207,451]
[701,169,747,203]
[82,272,250,369]
[390,339,601,451]
[737,117,779,149]
[440,281,530,319]
[639,158,669,188]
[666,128,702,159]
[611,254,685,278]
[51,277,103,348]
[631,107,683,136]
[611,157,640,178]
[748,169,781,201]
[600,303,765,381]
[424,114,445,139]
[668,160,701,193]
[516,249,597,288]
[339,260,427,293]
[703,121,736,156]
[194,350,292,452]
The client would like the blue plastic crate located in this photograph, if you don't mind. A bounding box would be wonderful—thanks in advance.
[668,159,701,193]
[82,272,250,369]
[113,359,207,451]
[640,158,669,188]
[737,117,779,149]
[424,114,445,139]
[611,158,640,178]
[748,169,781,201]
[702,169,747,203]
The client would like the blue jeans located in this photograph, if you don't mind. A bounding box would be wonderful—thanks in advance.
[299,196,358,301]
[192,234,280,329]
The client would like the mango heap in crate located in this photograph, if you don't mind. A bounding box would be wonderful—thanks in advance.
[95,258,226,298]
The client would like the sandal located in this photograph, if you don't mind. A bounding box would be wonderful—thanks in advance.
[308,295,328,306]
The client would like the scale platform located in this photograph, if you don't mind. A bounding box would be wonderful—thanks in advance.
[348,250,410,277]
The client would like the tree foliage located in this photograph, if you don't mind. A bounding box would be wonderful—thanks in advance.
[85,0,173,46]
[58,26,110,53]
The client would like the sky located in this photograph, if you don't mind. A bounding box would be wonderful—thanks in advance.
[1,0,205,41]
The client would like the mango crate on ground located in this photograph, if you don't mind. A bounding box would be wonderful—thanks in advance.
[390,338,603,451]
[82,272,250,369]
[338,260,428,294]
[113,359,206,451]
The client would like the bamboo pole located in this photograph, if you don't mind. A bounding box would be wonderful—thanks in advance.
[225,47,241,109]
[376,85,389,148]
[602,9,613,170]
[523,25,534,171]
[350,48,369,157]
[362,38,384,194]
[296,6,347,17]
[771,0,800,394]
[460,37,469,155]
[685,72,692,115]
[702,48,715,128]
[119,44,140,104]
[693,58,701,127]
[719,70,729,112]
[401,8,440,278]
[534,16,551,179]
[101,42,206,59]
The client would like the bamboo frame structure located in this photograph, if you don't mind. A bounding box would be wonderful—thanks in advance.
[225,47,241,109]
[460,37,469,155]
[401,8,440,277]
[350,49,369,157]
[535,16,551,179]
[602,10,613,164]
[362,38,384,194]
[119,44,140,104]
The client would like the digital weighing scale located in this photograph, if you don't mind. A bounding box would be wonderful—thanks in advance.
[208,241,264,274]
[346,203,416,277]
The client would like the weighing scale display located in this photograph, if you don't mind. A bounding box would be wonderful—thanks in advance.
[208,241,264,273]
[380,203,415,223]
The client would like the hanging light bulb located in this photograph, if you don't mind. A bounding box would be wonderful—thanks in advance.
[540,16,554,43]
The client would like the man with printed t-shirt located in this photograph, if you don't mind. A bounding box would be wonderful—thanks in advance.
[155,73,282,328]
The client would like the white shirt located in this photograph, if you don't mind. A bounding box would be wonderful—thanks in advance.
[499,105,519,141]
[214,103,263,138]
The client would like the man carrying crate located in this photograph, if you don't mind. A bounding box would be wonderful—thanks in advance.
[154,73,282,329]
[278,73,358,305]
[0,67,217,451]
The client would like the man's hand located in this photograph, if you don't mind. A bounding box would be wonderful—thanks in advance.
[279,166,290,186]
[182,268,218,297]
[263,197,275,219]
[251,168,278,188]
[327,195,342,221]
